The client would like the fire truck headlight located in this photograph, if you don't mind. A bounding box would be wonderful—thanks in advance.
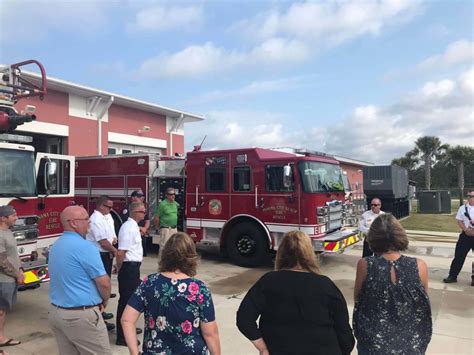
[13,231,26,242]
[317,206,328,216]
[312,240,324,251]
[317,216,328,224]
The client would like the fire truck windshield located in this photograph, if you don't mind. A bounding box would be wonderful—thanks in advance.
[298,161,344,193]
[0,148,36,197]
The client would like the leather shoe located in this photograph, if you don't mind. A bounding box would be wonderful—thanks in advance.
[136,327,143,335]
[116,339,140,346]
[443,276,457,283]
[105,322,115,331]
[110,293,117,298]
[102,312,114,320]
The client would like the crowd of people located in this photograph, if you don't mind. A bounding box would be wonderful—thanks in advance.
[0,189,473,354]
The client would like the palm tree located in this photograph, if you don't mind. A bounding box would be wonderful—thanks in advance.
[446,145,474,204]
[413,136,448,190]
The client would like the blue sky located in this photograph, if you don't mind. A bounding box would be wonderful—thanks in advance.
[1,0,473,164]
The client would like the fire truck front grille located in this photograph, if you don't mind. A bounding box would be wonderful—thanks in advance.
[327,202,343,231]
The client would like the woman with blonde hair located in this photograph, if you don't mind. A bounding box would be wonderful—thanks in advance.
[237,231,354,355]
[353,213,432,355]
[121,232,221,355]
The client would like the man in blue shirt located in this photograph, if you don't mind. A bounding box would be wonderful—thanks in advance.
[48,206,112,354]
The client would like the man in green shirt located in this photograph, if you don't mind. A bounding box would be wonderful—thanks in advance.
[153,187,179,261]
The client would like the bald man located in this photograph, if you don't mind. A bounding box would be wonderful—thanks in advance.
[359,198,385,257]
[48,206,112,354]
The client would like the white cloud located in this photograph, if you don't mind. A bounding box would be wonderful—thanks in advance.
[186,76,305,104]
[0,0,109,42]
[417,39,474,71]
[186,68,474,164]
[127,5,204,32]
[458,68,474,97]
[326,69,474,163]
[421,80,455,98]
[137,39,309,79]
[233,0,420,46]
[138,0,419,79]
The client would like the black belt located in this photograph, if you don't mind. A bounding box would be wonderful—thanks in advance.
[123,261,141,265]
[52,303,98,310]
[161,226,176,229]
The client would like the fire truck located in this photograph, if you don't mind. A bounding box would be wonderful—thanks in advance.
[0,60,75,286]
[75,147,360,267]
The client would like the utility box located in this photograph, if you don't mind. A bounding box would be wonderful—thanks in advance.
[363,165,408,199]
[418,191,442,213]
[439,190,451,214]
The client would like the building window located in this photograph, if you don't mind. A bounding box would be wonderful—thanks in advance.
[108,148,117,155]
[122,149,132,154]
[233,167,251,191]
[206,167,226,192]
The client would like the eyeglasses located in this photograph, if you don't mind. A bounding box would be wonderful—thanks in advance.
[102,205,113,209]
[468,195,474,198]
[167,193,175,196]
[134,210,146,214]
[371,204,380,207]
[68,218,90,222]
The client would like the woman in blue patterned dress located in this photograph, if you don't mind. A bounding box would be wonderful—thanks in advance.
[353,213,432,355]
[121,232,221,355]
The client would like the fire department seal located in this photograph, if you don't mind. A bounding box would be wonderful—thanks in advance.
[208,199,222,215]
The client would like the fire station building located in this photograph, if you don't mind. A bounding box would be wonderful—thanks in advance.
[14,72,204,157]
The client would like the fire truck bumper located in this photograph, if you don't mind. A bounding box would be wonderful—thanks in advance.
[19,259,49,290]
[311,229,360,253]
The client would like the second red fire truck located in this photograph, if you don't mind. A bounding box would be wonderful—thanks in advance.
[76,147,359,267]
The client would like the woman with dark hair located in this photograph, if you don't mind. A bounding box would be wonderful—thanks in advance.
[121,232,221,355]
[236,231,354,355]
[353,213,432,355]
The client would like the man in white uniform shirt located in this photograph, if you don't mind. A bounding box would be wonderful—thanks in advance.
[359,197,385,257]
[115,201,144,346]
[443,190,474,286]
[85,195,117,330]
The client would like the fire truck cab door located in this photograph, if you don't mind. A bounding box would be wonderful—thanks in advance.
[35,153,75,247]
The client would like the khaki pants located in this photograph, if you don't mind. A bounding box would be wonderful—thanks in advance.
[157,227,177,263]
[48,305,112,355]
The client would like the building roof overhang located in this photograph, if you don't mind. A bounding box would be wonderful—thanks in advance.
[1,65,204,124]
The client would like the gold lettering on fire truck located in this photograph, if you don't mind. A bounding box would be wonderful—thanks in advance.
[262,198,297,220]
[38,211,61,230]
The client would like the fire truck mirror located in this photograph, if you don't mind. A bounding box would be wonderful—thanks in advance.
[45,161,57,193]
[283,164,292,188]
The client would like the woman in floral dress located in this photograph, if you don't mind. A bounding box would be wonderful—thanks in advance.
[121,232,221,355]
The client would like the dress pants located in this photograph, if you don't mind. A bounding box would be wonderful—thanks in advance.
[100,252,113,277]
[49,305,112,355]
[362,236,374,257]
[116,262,141,342]
[448,232,474,278]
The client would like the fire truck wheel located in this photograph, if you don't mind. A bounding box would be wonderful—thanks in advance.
[227,222,269,267]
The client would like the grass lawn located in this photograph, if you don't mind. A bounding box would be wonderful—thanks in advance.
[399,200,462,233]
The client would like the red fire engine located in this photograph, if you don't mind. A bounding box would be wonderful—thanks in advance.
[75,147,359,267]
[0,60,75,286]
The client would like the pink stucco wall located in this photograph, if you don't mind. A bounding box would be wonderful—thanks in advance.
[14,90,177,156]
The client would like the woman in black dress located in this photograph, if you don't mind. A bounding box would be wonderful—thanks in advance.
[353,213,432,355]
[236,231,354,355]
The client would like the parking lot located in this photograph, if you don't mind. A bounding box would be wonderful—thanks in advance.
[4,240,474,355]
